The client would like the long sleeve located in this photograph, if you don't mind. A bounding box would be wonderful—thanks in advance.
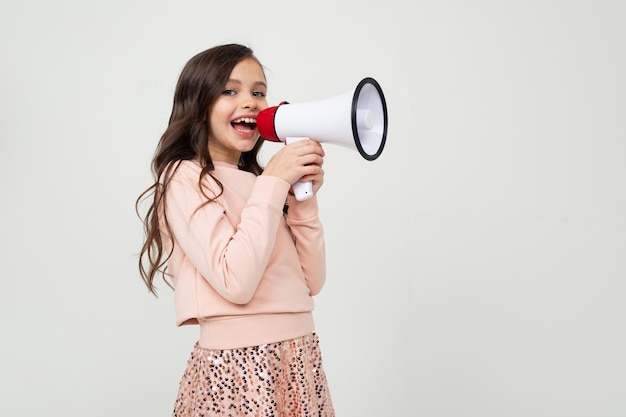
[286,194,326,295]
[164,163,291,304]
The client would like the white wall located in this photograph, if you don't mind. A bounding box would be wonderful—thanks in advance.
[1,1,625,416]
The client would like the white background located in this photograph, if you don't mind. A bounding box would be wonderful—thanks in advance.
[1,1,625,416]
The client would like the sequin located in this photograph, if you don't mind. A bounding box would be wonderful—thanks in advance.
[172,333,334,417]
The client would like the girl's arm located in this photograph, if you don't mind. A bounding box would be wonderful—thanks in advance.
[285,194,326,295]
[164,166,290,304]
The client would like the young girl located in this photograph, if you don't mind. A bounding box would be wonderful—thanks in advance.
[137,44,335,416]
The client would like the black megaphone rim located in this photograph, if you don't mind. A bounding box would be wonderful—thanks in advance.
[351,77,388,161]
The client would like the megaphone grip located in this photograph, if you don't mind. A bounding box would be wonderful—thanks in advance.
[286,136,314,201]
[293,179,313,201]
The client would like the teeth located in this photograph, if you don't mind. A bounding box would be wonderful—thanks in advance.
[232,117,256,124]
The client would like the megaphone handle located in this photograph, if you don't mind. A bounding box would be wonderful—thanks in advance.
[286,136,314,201]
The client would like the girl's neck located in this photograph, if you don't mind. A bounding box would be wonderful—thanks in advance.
[210,153,240,165]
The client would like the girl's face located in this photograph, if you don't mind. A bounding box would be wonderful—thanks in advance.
[208,58,268,164]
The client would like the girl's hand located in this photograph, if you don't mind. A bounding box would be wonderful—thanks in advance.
[263,139,325,194]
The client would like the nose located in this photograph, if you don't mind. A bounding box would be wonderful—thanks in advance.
[241,94,257,110]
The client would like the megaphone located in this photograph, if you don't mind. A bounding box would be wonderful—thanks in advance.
[257,77,388,201]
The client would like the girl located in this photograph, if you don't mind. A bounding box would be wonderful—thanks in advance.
[137,44,335,416]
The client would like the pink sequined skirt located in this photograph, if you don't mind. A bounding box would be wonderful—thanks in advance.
[172,332,335,417]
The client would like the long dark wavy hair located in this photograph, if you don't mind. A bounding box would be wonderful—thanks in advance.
[136,44,265,295]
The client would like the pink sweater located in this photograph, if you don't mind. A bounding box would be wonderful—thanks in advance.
[161,160,326,349]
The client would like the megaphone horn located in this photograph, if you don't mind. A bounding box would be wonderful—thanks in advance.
[257,77,388,201]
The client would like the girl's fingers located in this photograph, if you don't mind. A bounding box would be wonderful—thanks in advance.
[288,140,325,157]
[263,140,325,185]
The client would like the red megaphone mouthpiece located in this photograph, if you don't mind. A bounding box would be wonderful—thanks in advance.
[257,102,289,142]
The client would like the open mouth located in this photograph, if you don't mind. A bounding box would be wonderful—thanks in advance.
[231,117,257,133]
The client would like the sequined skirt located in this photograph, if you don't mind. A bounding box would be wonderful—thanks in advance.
[172,333,335,417]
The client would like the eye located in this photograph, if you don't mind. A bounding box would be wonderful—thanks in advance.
[222,89,236,96]
[253,91,266,98]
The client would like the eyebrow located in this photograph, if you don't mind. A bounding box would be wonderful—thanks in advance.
[226,79,267,88]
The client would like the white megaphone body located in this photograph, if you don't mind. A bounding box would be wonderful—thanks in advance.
[257,77,388,201]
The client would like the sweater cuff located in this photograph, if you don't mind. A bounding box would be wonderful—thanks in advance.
[286,194,320,220]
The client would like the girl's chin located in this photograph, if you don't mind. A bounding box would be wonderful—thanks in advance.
[238,139,260,153]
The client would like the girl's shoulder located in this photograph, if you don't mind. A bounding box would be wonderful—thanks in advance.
[162,159,203,181]
[171,159,202,177]
[163,159,219,191]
